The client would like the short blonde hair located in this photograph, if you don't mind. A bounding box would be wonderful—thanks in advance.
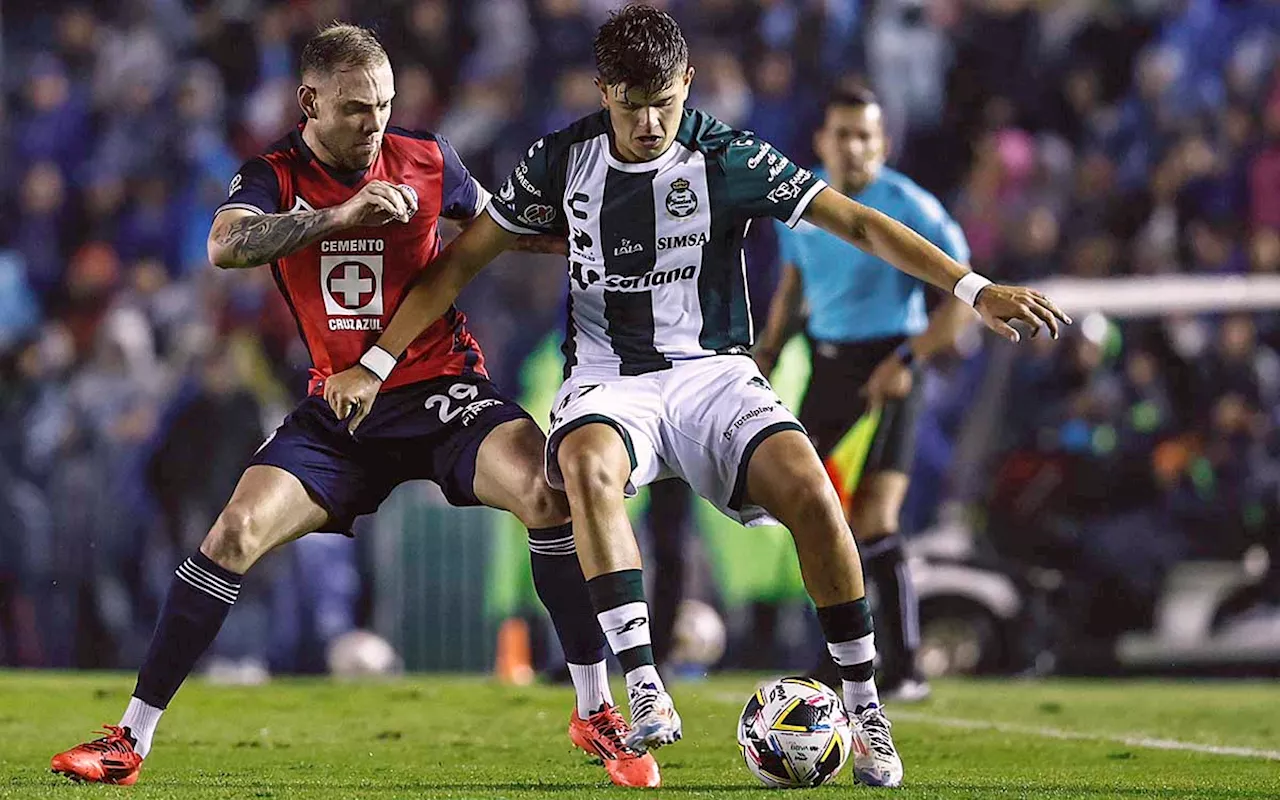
[300,22,388,78]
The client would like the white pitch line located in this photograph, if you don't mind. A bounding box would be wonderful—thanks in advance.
[891,711,1280,761]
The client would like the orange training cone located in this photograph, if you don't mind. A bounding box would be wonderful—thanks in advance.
[494,617,535,685]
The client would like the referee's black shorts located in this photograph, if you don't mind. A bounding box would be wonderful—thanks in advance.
[797,334,924,476]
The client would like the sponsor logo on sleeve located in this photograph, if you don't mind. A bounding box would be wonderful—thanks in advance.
[498,177,516,203]
[518,204,556,226]
[514,162,542,197]
[747,141,772,170]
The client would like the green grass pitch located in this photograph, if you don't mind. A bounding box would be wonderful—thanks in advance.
[3,672,1277,799]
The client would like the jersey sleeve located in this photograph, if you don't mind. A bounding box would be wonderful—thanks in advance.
[216,157,280,216]
[721,135,827,228]
[437,135,488,220]
[485,136,567,236]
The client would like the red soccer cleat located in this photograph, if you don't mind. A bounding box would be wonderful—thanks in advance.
[50,725,143,785]
[569,704,662,788]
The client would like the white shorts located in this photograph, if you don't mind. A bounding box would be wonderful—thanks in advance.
[545,355,805,527]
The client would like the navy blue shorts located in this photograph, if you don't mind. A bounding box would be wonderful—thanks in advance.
[249,375,532,533]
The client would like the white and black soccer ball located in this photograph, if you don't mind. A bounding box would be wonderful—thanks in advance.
[737,677,853,788]
[326,630,401,680]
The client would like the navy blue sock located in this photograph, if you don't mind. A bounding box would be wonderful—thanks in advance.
[528,524,606,665]
[133,551,242,709]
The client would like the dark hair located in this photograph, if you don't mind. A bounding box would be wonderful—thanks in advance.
[300,22,388,78]
[824,86,880,114]
[594,4,689,94]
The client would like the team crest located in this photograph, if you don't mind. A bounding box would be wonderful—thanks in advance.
[665,178,697,218]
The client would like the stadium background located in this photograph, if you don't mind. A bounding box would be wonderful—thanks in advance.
[1,0,1277,681]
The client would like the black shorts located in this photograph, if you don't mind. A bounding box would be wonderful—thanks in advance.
[797,335,924,476]
[249,375,531,533]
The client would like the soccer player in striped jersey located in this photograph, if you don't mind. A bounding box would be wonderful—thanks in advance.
[325,5,1070,788]
[755,87,975,703]
[50,23,659,789]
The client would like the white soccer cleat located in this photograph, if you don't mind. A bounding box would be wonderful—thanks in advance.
[624,684,683,753]
[851,705,904,787]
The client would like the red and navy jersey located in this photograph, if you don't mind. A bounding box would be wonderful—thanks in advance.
[217,123,489,395]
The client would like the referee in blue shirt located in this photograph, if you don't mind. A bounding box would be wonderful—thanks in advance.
[755,88,973,702]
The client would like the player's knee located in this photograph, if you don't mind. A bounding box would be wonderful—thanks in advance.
[515,475,571,529]
[203,504,267,572]
[773,473,845,540]
[558,444,628,502]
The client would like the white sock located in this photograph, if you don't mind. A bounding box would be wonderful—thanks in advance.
[827,633,880,713]
[567,660,613,717]
[624,664,664,693]
[119,696,164,758]
[596,601,665,694]
[843,678,881,714]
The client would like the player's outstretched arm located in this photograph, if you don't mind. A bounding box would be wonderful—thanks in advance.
[378,212,514,356]
[802,188,1071,342]
[208,181,417,269]
[322,211,516,433]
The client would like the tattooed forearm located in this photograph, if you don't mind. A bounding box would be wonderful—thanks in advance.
[210,209,346,268]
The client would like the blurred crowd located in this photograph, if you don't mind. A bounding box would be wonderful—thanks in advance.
[2,0,1279,668]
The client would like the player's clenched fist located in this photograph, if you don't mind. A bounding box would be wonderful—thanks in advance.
[338,180,419,227]
[324,364,382,435]
[974,285,1071,343]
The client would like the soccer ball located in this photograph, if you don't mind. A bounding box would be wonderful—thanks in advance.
[737,677,852,788]
[326,630,401,679]
[670,599,727,667]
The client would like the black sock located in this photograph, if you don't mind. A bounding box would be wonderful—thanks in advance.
[816,597,877,682]
[587,569,662,690]
[528,523,606,665]
[862,535,918,682]
[816,596,880,712]
[133,551,242,709]
[646,479,691,665]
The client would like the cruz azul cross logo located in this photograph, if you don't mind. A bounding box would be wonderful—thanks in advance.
[321,255,384,316]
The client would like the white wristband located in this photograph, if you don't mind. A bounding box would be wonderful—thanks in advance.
[359,346,397,382]
[953,272,993,307]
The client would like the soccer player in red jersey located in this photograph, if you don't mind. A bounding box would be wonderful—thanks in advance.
[51,23,658,789]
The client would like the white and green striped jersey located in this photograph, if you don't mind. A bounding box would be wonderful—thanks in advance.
[486,108,827,379]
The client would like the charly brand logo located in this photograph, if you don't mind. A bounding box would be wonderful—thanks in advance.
[614,617,648,635]
[665,177,698,218]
